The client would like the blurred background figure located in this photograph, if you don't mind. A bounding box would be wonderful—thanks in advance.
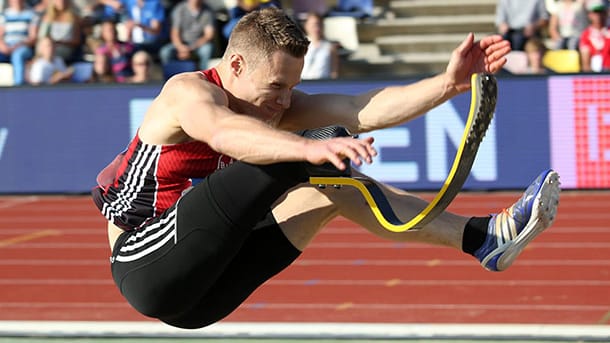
[121,0,166,55]
[547,0,587,50]
[127,48,152,82]
[523,37,550,73]
[579,0,610,72]
[0,0,39,85]
[28,36,74,84]
[159,0,215,70]
[95,19,134,82]
[222,0,279,40]
[38,0,83,64]
[89,50,115,81]
[495,0,549,51]
[301,12,338,80]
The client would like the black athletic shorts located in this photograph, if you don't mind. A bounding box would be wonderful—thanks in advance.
[110,161,305,329]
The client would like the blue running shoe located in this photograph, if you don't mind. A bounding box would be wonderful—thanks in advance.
[475,169,561,271]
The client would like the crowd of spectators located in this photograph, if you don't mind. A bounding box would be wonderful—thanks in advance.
[8,0,608,86]
[498,0,610,74]
[0,0,372,86]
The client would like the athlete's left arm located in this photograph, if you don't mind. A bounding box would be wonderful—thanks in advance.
[279,34,509,133]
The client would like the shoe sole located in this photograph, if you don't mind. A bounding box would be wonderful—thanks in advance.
[495,170,561,271]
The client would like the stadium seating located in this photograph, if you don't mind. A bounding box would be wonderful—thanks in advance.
[543,49,581,73]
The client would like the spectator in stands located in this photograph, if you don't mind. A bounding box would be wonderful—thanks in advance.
[28,36,74,84]
[495,0,549,51]
[222,0,280,40]
[159,0,215,70]
[38,0,83,63]
[127,49,152,82]
[95,19,135,82]
[0,0,39,85]
[89,49,114,81]
[523,37,551,73]
[121,0,166,55]
[301,12,338,80]
[579,0,610,72]
[547,0,587,50]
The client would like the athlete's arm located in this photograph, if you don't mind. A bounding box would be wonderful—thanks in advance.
[280,34,510,133]
[142,72,375,169]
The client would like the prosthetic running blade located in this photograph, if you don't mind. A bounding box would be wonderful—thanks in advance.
[310,73,498,232]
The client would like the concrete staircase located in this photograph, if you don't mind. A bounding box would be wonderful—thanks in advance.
[341,0,498,78]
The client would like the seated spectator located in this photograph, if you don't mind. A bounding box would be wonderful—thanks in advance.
[495,0,549,51]
[0,0,39,85]
[222,0,280,40]
[523,37,551,73]
[159,0,215,70]
[89,50,114,81]
[579,0,610,72]
[95,19,135,82]
[127,49,152,82]
[301,12,338,80]
[38,0,83,63]
[28,36,74,84]
[547,0,587,50]
[121,0,166,54]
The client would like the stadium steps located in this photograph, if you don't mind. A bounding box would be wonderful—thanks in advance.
[341,0,498,77]
[389,0,497,17]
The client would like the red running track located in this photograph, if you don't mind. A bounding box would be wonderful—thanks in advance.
[0,192,609,325]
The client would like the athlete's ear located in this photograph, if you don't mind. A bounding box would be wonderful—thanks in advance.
[229,54,245,76]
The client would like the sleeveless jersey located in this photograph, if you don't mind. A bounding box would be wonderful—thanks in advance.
[92,69,234,231]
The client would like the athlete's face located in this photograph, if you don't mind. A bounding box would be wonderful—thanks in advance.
[237,50,303,124]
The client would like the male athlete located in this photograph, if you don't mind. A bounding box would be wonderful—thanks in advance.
[92,7,560,329]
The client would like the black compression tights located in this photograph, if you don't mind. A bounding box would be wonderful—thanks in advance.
[111,161,306,328]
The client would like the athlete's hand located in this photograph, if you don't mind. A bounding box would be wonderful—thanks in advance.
[304,136,377,170]
[445,33,511,93]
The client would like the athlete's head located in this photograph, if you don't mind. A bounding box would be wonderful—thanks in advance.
[224,7,309,69]
[220,7,310,123]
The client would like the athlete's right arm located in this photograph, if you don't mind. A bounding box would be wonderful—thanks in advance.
[149,72,376,170]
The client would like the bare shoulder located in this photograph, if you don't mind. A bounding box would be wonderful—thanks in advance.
[159,71,227,105]
[139,72,228,144]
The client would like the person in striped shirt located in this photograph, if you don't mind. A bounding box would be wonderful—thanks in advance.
[0,0,39,85]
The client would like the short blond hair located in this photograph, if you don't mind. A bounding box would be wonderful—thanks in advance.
[223,7,309,65]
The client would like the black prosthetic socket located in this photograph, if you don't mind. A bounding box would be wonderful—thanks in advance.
[297,125,353,177]
[462,216,491,256]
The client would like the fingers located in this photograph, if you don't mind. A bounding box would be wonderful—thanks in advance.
[456,32,475,56]
[315,136,377,170]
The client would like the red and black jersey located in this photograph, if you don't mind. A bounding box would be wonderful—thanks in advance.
[92,69,234,231]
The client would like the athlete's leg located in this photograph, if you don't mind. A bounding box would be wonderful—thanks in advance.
[274,169,559,273]
[160,212,302,328]
[273,176,468,251]
[112,161,310,320]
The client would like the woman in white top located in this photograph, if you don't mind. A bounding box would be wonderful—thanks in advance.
[38,0,82,62]
[547,0,588,50]
[301,12,338,80]
[29,36,74,84]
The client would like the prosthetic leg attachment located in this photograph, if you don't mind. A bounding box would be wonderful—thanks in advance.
[309,73,498,232]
